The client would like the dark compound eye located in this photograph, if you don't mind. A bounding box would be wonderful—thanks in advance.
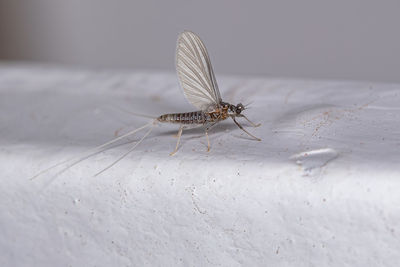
[235,103,244,113]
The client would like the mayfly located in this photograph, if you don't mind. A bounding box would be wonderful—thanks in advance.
[32,31,260,178]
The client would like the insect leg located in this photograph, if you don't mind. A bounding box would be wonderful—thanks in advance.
[231,116,261,141]
[170,125,184,156]
[205,122,219,152]
[205,131,210,152]
[237,114,261,127]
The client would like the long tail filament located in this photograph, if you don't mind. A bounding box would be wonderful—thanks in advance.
[30,120,156,179]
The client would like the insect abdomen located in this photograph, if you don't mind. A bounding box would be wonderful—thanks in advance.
[157,111,206,124]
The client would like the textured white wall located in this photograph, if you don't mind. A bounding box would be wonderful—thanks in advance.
[2,64,400,267]
[1,0,400,82]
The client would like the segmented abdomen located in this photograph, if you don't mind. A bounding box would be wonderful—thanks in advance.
[157,111,206,124]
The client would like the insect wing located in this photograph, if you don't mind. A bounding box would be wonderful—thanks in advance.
[176,31,222,110]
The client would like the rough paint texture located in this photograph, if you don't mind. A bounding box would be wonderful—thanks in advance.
[0,64,399,266]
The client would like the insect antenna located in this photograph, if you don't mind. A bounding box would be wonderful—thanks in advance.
[30,120,156,180]
[244,101,253,108]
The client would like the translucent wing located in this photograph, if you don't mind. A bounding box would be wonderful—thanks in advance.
[176,31,222,110]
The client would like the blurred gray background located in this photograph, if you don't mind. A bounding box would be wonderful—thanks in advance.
[0,0,399,82]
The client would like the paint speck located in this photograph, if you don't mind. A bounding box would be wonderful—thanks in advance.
[114,127,123,137]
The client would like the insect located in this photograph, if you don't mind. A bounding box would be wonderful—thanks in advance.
[158,30,261,155]
[32,31,260,178]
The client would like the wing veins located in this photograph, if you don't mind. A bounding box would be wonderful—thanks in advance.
[194,36,221,102]
[181,79,215,104]
[179,39,213,93]
[177,54,211,94]
[179,68,209,95]
[176,31,221,109]
[185,34,214,94]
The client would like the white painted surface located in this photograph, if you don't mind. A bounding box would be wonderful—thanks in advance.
[0,63,400,266]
